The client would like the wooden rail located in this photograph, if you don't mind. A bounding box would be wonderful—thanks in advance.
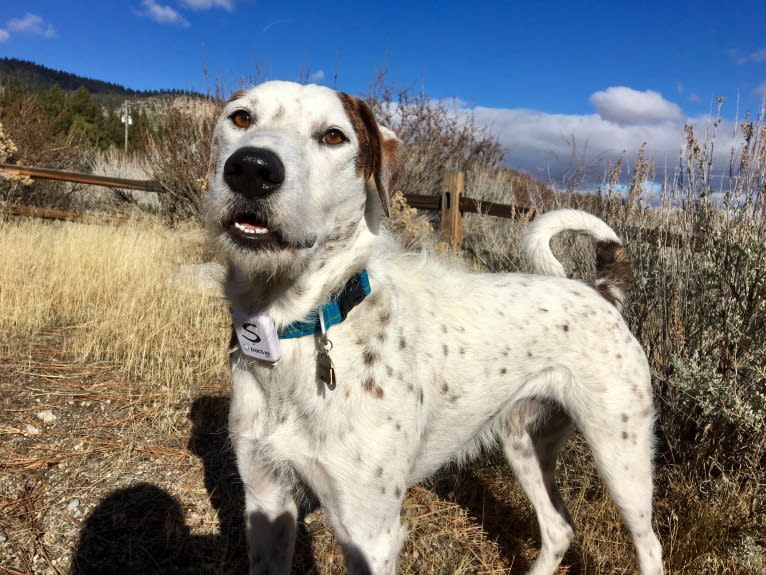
[1,164,682,248]
[0,164,549,245]
[0,163,164,193]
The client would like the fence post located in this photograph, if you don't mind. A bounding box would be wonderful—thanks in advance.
[441,171,464,247]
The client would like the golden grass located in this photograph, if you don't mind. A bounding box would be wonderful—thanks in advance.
[0,216,229,414]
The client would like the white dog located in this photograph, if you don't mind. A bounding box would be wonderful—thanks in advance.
[207,81,663,575]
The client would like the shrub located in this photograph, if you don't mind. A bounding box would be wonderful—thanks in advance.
[142,106,220,223]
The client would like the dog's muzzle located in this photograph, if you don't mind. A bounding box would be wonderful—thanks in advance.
[220,147,312,251]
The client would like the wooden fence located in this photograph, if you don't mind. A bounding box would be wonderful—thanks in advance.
[0,163,522,244]
[2,163,683,248]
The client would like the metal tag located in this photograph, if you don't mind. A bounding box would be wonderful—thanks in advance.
[317,349,336,390]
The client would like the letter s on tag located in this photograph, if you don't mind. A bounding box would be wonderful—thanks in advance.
[240,322,261,343]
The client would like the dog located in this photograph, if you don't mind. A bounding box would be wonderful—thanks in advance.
[207,81,663,575]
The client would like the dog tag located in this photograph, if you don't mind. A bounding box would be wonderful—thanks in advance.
[317,348,336,390]
[231,308,281,363]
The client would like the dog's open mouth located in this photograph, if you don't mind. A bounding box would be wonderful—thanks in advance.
[227,214,287,249]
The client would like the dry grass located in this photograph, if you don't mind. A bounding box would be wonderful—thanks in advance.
[0,216,229,427]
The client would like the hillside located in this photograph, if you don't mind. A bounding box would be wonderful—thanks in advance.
[0,58,203,105]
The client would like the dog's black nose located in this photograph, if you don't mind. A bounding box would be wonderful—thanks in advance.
[223,147,285,198]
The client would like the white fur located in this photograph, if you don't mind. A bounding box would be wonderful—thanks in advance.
[208,81,663,575]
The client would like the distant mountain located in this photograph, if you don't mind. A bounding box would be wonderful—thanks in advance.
[0,57,200,99]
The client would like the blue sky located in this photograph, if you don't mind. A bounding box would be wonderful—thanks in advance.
[2,0,766,185]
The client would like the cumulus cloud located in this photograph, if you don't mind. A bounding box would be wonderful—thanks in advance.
[142,0,189,27]
[180,0,235,10]
[466,91,738,189]
[589,86,684,126]
[2,13,56,40]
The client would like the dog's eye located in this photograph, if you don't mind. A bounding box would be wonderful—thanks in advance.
[322,128,347,146]
[229,110,252,129]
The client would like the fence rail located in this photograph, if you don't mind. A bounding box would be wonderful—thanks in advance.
[1,163,684,248]
[0,163,164,193]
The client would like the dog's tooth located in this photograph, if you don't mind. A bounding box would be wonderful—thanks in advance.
[234,222,269,235]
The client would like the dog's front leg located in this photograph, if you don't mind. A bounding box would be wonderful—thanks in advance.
[235,447,297,575]
[229,368,297,574]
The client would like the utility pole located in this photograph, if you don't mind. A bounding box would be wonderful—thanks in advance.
[120,100,133,154]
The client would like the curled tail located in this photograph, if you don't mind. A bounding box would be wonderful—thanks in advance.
[522,209,632,311]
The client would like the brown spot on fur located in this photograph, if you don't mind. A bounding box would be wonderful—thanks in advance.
[363,376,384,399]
[398,336,407,349]
[443,345,449,357]
[271,105,285,121]
[363,349,379,366]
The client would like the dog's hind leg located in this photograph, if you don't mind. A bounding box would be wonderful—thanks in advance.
[501,400,575,575]
[573,392,664,575]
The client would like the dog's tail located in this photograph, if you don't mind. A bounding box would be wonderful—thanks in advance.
[522,209,631,311]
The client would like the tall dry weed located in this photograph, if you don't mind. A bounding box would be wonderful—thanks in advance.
[0,217,229,422]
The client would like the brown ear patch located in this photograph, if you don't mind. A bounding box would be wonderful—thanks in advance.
[338,93,382,182]
[227,88,248,103]
[338,92,394,216]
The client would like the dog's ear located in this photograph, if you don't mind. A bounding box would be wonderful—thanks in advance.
[339,93,401,217]
[374,125,401,217]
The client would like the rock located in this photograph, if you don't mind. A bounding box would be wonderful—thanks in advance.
[66,499,80,515]
[36,410,56,423]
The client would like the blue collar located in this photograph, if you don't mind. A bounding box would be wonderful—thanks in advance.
[278,270,371,339]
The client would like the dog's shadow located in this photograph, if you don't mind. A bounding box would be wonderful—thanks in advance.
[69,396,316,575]
[70,397,591,574]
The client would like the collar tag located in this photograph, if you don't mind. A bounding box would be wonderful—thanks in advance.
[232,308,281,363]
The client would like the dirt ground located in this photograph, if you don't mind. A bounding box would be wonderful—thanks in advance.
[2,328,577,575]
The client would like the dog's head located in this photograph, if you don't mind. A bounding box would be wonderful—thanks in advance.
[207,81,400,281]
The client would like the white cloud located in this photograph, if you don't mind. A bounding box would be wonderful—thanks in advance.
[0,29,9,42]
[466,91,739,189]
[142,0,189,27]
[180,0,235,11]
[309,69,326,82]
[589,86,684,126]
[5,13,56,38]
